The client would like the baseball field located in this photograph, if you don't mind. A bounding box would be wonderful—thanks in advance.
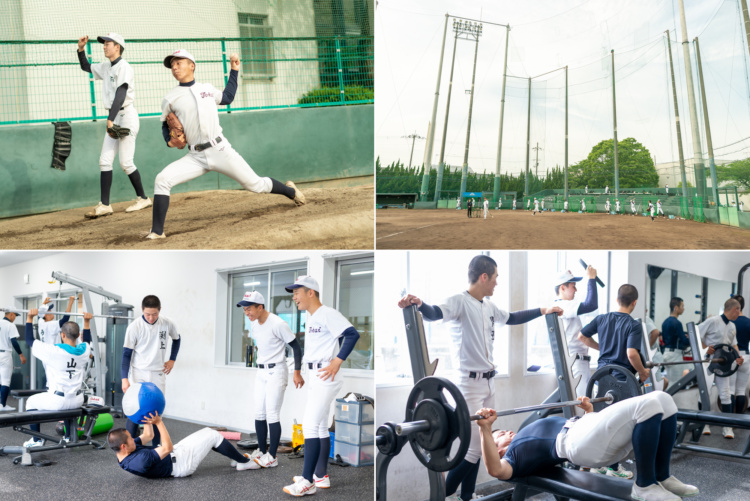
[1,186,374,249]
[376,209,750,249]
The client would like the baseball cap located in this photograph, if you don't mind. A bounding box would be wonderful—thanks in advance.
[285,276,320,293]
[4,309,19,316]
[97,33,126,48]
[553,271,583,287]
[236,291,265,307]
[39,303,54,316]
[164,49,196,68]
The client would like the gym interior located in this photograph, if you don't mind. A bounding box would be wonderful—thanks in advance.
[0,250,374,500]
[375,250,750,501]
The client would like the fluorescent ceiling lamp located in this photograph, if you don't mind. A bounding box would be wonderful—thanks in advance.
[350,270,374,275]
[243,281,261,286]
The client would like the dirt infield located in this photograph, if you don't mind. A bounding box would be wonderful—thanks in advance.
[1,186,373,249]
[376,209,750,249]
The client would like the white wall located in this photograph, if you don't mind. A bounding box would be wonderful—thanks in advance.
[0,250,373,435]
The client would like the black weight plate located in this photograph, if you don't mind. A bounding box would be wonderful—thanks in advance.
[412,399,449,451]
[586,364,641,411]
[708,343,739,378]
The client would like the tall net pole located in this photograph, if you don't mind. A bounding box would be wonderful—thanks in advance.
[665,31,689,199]
[524,78,532,196]
[611,50,619,199]
[434,28,459,202]
[459,21,483,197]
[694,37,719,206]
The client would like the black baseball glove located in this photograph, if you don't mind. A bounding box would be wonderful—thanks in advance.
[107,124,131,139]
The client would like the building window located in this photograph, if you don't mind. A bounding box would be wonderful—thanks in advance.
[238,13,275,79]
[335,256,374,370]
[227,263,307,365]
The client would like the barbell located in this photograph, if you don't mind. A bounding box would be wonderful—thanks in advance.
[642,343,741,378]
[1,308,133,321]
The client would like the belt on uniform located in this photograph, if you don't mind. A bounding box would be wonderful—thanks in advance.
[307,363,326,369]
[559,416,582,437]
[258,363,276,369]
[171,454,177,463]
[0,349,6,352]
[189,136,222,152]
[468,370,496,379]
[573,354,591,361]
[54,389,82,397]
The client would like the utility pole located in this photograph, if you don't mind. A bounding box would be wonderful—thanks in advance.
[403,131,425,169]
[694,37,720,206]
[493,24,511,204]
[458,19,483,198]
[611,50,619,199]
[665,30,689,199]
[533,142,542,177]
[741,0,750,61]
[434,26,460,202]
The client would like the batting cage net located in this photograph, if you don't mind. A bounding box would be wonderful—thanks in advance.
[0,0,374,125]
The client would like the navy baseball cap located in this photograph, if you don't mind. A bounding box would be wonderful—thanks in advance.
[554,271,583,287]
[237,291,265,307]
[285,276,319,293]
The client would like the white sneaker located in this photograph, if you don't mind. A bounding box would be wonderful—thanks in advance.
[606,464,634,479]
[23,438,44,448]
[232,448,263,467]
[144,231,166,240]
[254,451,278,468]
[283,477,316,496]
[722,427,735,439]
[702,426,711,435]
[286,181,306,206]
[590,467,608,474]
[631,483,680,501]
[85,202,113,219]
[125,197,152,213]
[293,474,330,488]
[236,453,261,471]
[659,476,699,497]
[0,404,15,411]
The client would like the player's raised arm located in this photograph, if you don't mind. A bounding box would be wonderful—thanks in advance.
[77,36,92,73]
[219,53,240,105]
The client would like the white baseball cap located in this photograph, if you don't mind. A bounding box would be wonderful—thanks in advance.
[553,271,583,287]
[236,291,265,307]
[164,49,196,68]
[285,276,320,293]
[38,303,54,316]
[97,33,126,48]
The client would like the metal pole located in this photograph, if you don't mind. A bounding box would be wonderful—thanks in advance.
[493,25,511,204]
[611,50,619,199]
[425,14,450,202]
[86,40,96,119]
[678,0,706,199]
[694,37,719,207]
[665,31,689,199]
[409,135,416,169]
[459,30,481,198]
[740,0,750,61]
[524,78,532,196]
[564,65,569,201]
[2,308,133,320]
[435,30,459,203]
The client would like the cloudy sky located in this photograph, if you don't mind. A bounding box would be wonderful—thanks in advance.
[375,0,750,179]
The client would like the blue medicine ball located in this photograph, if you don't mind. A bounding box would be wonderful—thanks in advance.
[122,382,166,424]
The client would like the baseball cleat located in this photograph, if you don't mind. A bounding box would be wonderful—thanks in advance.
[286,181,306,206]
[125,196,153,212]
[293,474,330,488]
[84,202,113,219]
[144,232,166,240]
[254,452,278,468]
[283,477,316,497]
[236,453,261,470]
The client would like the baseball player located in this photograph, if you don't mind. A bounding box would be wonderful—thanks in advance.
[656,199,664,216]
[77,33,151,218]
[615,198,620,214]
[109,411,256,477]
[121,295,181,447]
[732,295,750,416]
[630,199,637,216]
[477,392,699,501]
[605,185,609,194]
[466,197,473,218]
[563,199,569,212]
[398,255,562,501]
[456,198,461,210]
[581,199,586,212]
[740,201,744,212]
[22,310,93,447]
[38,296,74,346]
[585,185,588,194]
[497,198,502,210]
[648,201,655,222]
[533,198,540,215]
[541,199,545,211]
[665,184,669,194]
[512,198,516,210]
[644,313,669,391]
[236,291,304,469]
[697,298,743,438]
[483,198,489,219]
[550,267,599,398]
[144,49,306,239]
[604,198,611,214]
[661,297,689,387]
[283,276,360,496]
[0,311,26,411]
[526,198,531,211]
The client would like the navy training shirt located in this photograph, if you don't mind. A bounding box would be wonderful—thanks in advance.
[580,311,642,371]
[505,416,566,479]
[661,316,688,350]
[735,315,750,352]
[119,437,173,478]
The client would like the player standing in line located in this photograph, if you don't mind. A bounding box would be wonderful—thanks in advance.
[283,276,360,496]
[77,33,151,218]
[731,296,750,416]
[121,295,181,447]
[550,267,599,398]
[235,291,304,469]
[532,198,540,215]
[615,198,621,214]
[648,201,655,222]
[630,199,637,216]
[483,198,489,220]
[145,50,305,239]
[38,297,74,345]
[604,198,610,214]
[398,256,562,501]
[657,199,664,217]
[0,311,25,411]
[661,298,689,388]
[22,310,93,446]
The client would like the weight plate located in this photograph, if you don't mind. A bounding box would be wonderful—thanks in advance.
[586,364,641,411]
[708,343,739,378]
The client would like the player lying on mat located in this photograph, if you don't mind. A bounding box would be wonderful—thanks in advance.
[108,412,257,478]
[477,392,699,501]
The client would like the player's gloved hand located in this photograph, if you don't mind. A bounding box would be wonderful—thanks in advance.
[166,112,187,149]
[107,124,131,139]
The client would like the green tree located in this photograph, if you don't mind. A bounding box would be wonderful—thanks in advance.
[569,138,659,189]
[716,158,750,191]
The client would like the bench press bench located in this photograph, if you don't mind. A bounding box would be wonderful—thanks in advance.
[0,403,112,466]
[675,409,750,459]
[10,388,46,412]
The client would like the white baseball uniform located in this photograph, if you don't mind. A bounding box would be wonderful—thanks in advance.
[124,315,180,393]
[27,341,91,411]
[0,317,19,386]
[533,200,539,212]
[302,305,352,439]
[91,58,140,175]
[483,200,489,219]
[644,317,667,391]
[39,318,62,345]
[615,200,620,213]
[605,201,611,213]
[155,83,272,197]
[666,185,669,194]
[252,313,295,423]
[527,199,531,210]
[631,200,636,214]
[550,298,591,398]
[605,185,609,194]
[657,201,663,215]
[649,203,655,218]
[541,200,545,210]
[512,199,516,210]
[457,199,461,210]
[564,200,569,211]
[170,427,228,477]
[697,315,737,405]
[581,200,586,211]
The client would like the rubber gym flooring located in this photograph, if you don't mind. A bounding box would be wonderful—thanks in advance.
[0,397,373,501]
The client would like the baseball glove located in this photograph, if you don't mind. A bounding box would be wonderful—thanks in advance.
[107,124,131,139]
[166,112,186,149]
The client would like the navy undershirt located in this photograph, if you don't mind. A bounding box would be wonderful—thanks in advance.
[581,312,642,370]
[735,315,750,352]
[119,436,173,478]
[504,417,566,479]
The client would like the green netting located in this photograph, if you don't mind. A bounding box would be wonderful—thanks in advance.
[693,196,705,222]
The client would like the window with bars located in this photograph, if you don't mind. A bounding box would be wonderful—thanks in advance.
[335,256,374,370]
[238,13,275,79]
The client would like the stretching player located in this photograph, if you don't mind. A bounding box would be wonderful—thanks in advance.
[0,311,25,411]
[23,310,93,447]
[477,392,699,501]
[398,255,562,501]
[550,267,599,397]
[77,33,151,218]
[661,298,689,388]
[236,291,304,469]
[38,296,74,345]
[732,296,750,415]
[121,295,181,447]
[109,412,256,477]
[283,276,360,496]
[697,297,743,438]
[145,49,305,239]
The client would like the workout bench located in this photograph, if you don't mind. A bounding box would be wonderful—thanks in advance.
[499,467,633,501]
[674,409,750,459]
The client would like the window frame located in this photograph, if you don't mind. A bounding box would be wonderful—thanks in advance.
[237,12,276,80]
[334,255,374,373]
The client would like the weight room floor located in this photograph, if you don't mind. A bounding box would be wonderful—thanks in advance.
[0,397,373,501]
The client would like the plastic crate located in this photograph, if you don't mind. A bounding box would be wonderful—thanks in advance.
[334,440,374,467]
[334,421,373,445]
[335,398,374,424]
